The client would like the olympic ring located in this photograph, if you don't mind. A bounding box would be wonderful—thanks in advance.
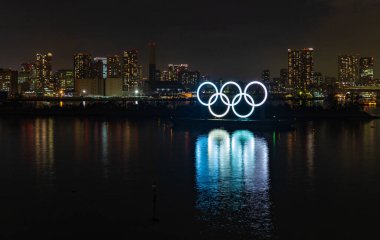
[208,93,231,118]
[196,81,268,118]
[220,81,242,106]
[197,82,218,106]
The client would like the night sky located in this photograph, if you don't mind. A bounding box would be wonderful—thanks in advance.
[1,0,379,80]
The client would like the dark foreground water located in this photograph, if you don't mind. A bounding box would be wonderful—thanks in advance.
[0,117,379,239]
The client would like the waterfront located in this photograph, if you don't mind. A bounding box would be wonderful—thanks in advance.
[0,116,380,239]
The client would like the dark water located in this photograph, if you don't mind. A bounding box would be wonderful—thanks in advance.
[0,117,379,239]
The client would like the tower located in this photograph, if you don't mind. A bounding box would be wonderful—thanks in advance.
[338,55,359,83]
[35,53,53,93]
[359,57,374,84]
[122,50,140,91]
[288,48,314,90]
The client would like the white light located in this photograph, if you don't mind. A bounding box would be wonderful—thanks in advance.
[231,93,255,118]
[244,81,268,107]
[220,81,242,106]
[196,81,268,119]
[208,93,231,118]
[135,90,139,94]
[197,82,218,106]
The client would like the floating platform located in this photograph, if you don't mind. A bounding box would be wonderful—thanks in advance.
[170,117,295,131]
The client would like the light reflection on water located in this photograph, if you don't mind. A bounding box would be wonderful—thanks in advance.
[2,117,380,238]
[34,118,55,183]
[195,129,273,238]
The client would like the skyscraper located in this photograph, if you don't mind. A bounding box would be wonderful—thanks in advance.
[288,48,314,90]
[0,69,18,95]
[338,55,359,83]
[93,57,107,79]
[161,70,169,81]
[18,63,35,92]
[359,57,374,84]
[107,55,121,78]
[280,68,288,87]
[54,70,74,91]
[122,50,141,91]
[74,53,105,96]
[261,70,270,84]
[74,53,93,80]
[148,42,157,81]
[35,53,53,93]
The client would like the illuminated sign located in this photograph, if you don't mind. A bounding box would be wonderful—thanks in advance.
[196,81,268,118]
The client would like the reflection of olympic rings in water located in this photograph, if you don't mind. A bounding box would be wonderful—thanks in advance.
[197,81,268,118]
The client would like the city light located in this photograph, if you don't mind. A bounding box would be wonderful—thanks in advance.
[196,81,268,118]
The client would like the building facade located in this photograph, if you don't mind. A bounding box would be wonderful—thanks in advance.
[0,69,18,95]
[107,55,121,78]
[280,68,288,87]
[288,48,314,90]
[18,63,35,92]
[93,57,107,79]
[74,53,93,80]
[35,53,53,93]
[168,64,188,81]
[261,70,270,84]
[122,50,141,92]
[359,57,374,84]
[338,55,359,83]
[54,70,74,92]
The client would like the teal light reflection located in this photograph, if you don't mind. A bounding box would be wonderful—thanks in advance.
[195,129,272,236]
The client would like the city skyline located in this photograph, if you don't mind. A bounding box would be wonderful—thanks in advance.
[1,46,378,81]
[1,0,379,80]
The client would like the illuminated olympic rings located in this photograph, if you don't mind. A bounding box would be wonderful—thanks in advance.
[197,81,268,118]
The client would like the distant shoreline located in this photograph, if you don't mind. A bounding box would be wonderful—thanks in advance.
[0,104,377,120]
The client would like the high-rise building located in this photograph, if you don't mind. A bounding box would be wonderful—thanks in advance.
[168,64,189,81]
[0,69,18,95]
[107,55,121,78]
[261,70,270,84]
[35,53,53,93]
[18,63,35,92]
[93,57,107,79]
[148,42,157,81]
[338,55,359,83]
[313,72,324,85]
[54,70,74,91]
[74,53,93,80]
[288,48,314,90]
[74,53,107,96]
[359,57,374,84]
[161,70,169,81]
[155,69,162,82]
[280,68,288,86]
[122,50,141,91]
[21,63,32,73]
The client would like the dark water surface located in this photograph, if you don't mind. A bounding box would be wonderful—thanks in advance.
[0,117,379,239]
